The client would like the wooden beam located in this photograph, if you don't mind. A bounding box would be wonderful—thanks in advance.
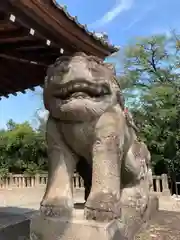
[0,36,68,57]
[0,10,6,20]
[0,59,47,83]
[0,26,29,39]
[14,0,115,57]
[0,53,48,66]
[16,44,50,50]
[4,4,76,53]
[0,62,24,91]
[0,35,33,43]
[0,58,46,79]
[0,21,17,31]
[0,58,46,96]
[0,1,10,12]
[1,46,60,56]
[0,58,39,84]
[0,39,46,51]
[0,48,60,64]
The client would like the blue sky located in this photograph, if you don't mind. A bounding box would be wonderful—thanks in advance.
[0,0,180,129]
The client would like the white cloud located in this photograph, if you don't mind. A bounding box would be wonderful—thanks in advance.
[151,28,173,37]
[123,5,155,31]
[89,0,134,28]
[30,108,49,130]
[37,109,49,120]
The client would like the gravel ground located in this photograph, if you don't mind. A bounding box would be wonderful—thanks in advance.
[1,188,180,239]
[136,210,180,240]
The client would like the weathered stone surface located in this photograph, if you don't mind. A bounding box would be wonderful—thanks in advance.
[30,195,159,240]
[41,52,154,222]
[31,213,123,240]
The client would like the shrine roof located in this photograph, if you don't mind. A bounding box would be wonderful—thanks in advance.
[0,0,119,98]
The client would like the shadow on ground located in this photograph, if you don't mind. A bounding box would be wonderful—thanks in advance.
[0,202,83,240]
[0,206,38,240]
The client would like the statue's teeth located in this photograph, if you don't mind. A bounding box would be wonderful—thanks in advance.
[82,83,88,88]
[74,84,81,89]
[62,87,67,95]
[103,88,109,94]
[68,85,73,91]
[56,81,110,99]
[96,86,102,93]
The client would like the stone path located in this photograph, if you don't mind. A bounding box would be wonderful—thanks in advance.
[1,188,180,214]
[0,187,84,213]
[158,195,180,212]
[1,188,180,212]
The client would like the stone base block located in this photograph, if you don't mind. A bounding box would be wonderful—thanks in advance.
[0,211,35,240]
[31,215,124,240]
[30,195,159,240]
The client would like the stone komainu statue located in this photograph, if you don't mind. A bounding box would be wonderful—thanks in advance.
[41,52,152,221]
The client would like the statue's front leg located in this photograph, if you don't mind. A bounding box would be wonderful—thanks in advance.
[40,117,77,217]
[85,109,124,221]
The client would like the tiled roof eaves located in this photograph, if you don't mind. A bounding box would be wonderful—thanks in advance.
[51,0,119,53]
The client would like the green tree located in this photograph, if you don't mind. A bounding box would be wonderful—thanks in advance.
[0,119,47,175]
[118,32,180,180]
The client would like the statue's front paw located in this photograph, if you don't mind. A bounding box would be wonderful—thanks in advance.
[84,192,121,221]
[40,197,73,217]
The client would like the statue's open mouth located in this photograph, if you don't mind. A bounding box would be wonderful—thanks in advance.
[52,79,110,100]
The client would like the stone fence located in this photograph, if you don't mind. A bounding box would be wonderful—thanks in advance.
[0,173,170,196]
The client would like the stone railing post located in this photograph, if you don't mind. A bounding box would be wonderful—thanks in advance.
[22,175,26,188]
[157,177,161,193]
[0,175,4,188]
[73,173,78,188]
[35,174,40,187]
[9,173,14,188]
[162,174,171,196]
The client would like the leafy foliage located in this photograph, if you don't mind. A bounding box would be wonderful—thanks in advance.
[0,32,179,181]
[118,32,180,179]
[0,119,47,175]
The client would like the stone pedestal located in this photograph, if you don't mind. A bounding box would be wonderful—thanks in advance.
[30,213,124,240]
[30,196,159,240]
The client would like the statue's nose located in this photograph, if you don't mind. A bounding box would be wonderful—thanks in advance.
[60,59,92,83]
[70,61,92,80]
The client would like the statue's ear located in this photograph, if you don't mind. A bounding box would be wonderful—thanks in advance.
[46,64,54,77]
[116,90,125,110]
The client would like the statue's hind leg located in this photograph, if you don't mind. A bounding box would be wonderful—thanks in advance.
[121,148,149,216]
[40,117,77,217]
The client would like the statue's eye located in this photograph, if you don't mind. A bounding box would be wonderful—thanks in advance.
[60,63,70,73]
[54,56,70,74]
[88,61,100,75]
[91,67,102,78]
[53,62,69,76]
[88,61,97,69]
